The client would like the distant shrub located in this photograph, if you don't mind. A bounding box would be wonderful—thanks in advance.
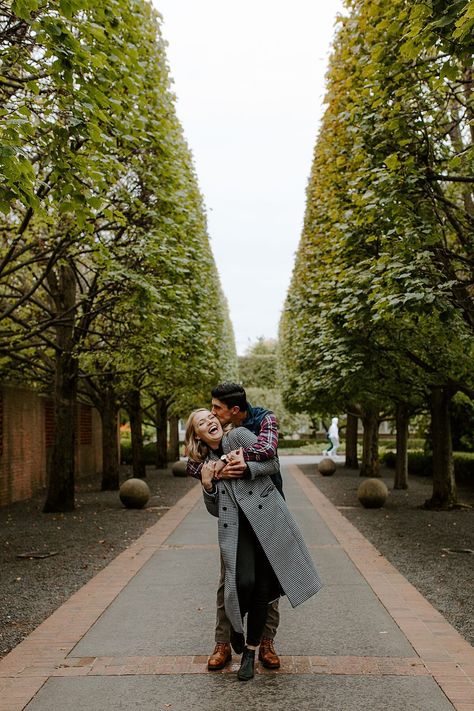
[381,451,396,468]
[279,439,314,449]
[451,393,474,452]
[379,438,425,451]
[407,451,433,476]
[121,441,157,465]
[454,452,474,485]
[381,450,474,485]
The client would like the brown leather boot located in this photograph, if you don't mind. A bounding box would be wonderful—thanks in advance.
[258,637,280,669]
[207,642,232,671]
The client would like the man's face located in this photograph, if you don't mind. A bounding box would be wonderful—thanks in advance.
[211,397,238,425]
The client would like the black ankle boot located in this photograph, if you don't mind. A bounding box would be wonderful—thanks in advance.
[230,628,245,654]
[237,647,255,681]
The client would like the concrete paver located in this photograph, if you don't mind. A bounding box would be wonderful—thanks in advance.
[0,456,472,710]
[23,674,455,711]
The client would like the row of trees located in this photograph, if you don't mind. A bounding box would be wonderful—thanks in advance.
[279,0,474,508]
[1,0,237,511]
[239,337,312,436]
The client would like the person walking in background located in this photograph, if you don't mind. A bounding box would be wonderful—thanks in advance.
[185,408,323,681]
[324,417,340,457]
[186,383,282,671]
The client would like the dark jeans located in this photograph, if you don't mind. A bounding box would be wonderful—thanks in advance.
[236,508,280,647]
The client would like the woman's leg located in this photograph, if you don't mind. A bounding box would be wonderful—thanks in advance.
[235,509,256,619]
[246,533,280,647]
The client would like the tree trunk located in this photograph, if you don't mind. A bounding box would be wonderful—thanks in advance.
[424,387,457,509]
[168,414,180,462]
[360,407,380,477]
[394,403,409,490]
[127,389,146,479]
[345,413,359,469]
[100,389,120,490]
[155,396,168,469]
[43,264,77,513]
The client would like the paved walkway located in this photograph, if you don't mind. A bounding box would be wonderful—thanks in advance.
[0,458,473,711]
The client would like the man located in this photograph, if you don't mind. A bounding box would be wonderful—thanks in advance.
[187,382,282,671]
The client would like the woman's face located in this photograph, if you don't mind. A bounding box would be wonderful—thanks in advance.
[193,410,223,448]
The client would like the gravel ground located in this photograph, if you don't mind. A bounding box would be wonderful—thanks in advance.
[1,460,473,660]
[0,465,196,659]
[300,462,474,646]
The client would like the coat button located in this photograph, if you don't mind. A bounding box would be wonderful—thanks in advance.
[221,490,225,494]
[223,523,228,528]
[249,491,253,495]
[258,504,262,509]
[223,506,227,511]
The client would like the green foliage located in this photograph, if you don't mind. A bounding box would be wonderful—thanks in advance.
[245,385,312,436]
[378,438,426,451]
[0,0,237,403]
[239,338,277,389]
[239,354,276,389]
[451,393,474,452]
[453,452,474,484]
[382,450,474,484]
[0,0,237,508]
[238,338,310,436]
[404,0,474,54]
[278,0,474,432]
[279,439,314,449]
[120,440,156,466]
[381,451,431,475]
[246,337,277,356]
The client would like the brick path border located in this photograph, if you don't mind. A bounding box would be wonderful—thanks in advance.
[48,653,429,677]
[289,463,474,710]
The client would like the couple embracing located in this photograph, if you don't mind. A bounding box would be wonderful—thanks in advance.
[185,382,322,681]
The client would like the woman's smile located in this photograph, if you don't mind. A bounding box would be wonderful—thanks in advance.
[193,410,223,444]
[208,421,219,435]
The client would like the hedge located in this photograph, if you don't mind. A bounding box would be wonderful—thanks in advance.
[120,441,158,465]
[279,439,315,449]
[381,450,474,485]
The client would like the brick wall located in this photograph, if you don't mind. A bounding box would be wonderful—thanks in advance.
[0,385,103,507]
[76,404,102,478]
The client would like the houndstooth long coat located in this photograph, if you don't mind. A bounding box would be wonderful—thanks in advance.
[202,427,323,634]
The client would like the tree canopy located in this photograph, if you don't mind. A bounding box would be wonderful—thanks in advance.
[279,0,474,505]
[1,0,236,509]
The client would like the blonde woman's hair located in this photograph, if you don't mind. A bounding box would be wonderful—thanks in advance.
[185,408,210,462]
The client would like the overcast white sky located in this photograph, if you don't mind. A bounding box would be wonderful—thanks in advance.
[154,0,345,354]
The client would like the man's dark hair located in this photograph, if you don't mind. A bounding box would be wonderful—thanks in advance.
[211,382,248,412]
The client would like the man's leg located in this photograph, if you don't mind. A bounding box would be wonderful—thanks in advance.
[262,599,279,639]
[259,599,281,669]
[215,555,231,642]
[208,555,232,671]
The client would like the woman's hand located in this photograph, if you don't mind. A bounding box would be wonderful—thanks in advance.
[219,448,247,479]
[201,461,216,492]
[212,459,226,480]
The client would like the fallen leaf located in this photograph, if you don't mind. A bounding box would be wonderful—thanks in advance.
[17,551,59,560]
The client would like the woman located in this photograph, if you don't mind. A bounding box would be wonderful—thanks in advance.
[185,408,323,681]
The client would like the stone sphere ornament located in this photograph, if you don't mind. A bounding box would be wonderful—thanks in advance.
[357,478,389,509]
[172,460,187,477]
[119,478,150,509]
[318,458,337,476]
